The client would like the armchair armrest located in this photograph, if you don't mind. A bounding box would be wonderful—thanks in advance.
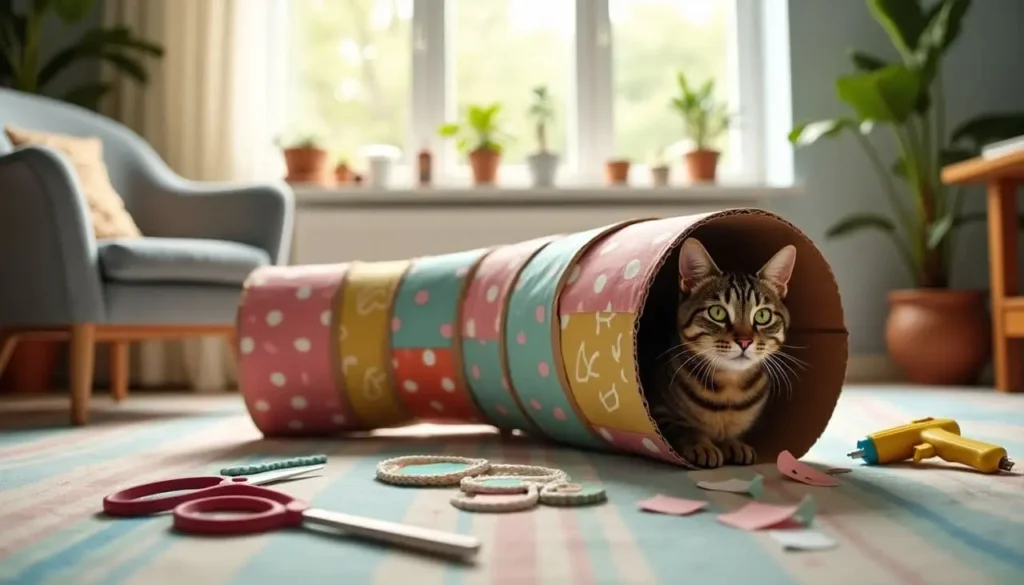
[129,157,295,265]
[0,146,105,326]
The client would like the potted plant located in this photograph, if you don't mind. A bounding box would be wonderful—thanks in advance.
[789,0,1024,385]
[605,159,631,185]
[671,72,731,182]
[277,135,329,184]
[334,157,353,184]
[438,102,511,186]
[526,85,559,187]
[651,147,670,187]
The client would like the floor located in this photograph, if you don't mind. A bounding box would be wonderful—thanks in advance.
[0,385,1022,585]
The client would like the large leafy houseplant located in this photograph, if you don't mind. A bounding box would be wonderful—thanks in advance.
[0,0,163,110]
[789,0,1024,289]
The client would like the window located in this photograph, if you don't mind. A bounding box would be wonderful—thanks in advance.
[285,0,764,186]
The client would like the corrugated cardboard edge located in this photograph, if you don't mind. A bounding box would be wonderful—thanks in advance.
[495,236,563,437]
[450,247,496,423]
[630,208,848,466]
[235,265,273,435]
[327,262,364,431]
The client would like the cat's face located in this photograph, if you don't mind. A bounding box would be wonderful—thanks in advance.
[675,238,796,372]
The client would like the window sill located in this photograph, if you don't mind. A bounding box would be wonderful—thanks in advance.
[290,181,801,209]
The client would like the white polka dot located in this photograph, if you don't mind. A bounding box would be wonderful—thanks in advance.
[642,438,660,453]
[466,319,477,338]
[288,420,304,430]
[441,377,455,392]
[430,400,444,412]
[293,338,311,352]
[567,264,581,284]
[291,396,308,410]
[254,400,270,412]
[266,310,283,326]
[270,372,286,387]
[560,315,570,330]
[321,311,331,326]
[599,427,614,442]
[422,349,436,366]
[593,274,607,293]
[240,337,255,354]
[332,413,346,425]
[296,286,312,300]
[486,285,499,303]
[599,241,619,255]
[403,380,418,393]
[391,357,399,369]
[623,259,642,280]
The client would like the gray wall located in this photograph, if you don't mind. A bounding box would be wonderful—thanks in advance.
[768,0,1024,356]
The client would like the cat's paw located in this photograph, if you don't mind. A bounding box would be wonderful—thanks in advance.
[680,439,724,468]
[720,439,757,465]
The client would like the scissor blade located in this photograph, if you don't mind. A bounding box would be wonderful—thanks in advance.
[248,464,325,486]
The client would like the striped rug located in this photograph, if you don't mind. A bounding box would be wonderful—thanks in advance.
[1,385,1022,585]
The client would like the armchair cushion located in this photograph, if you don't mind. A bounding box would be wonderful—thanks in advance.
[4,124,142,239]
[98,237,270,286]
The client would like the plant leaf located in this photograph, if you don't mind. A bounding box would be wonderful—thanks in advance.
[950,112,1024,151]
[867,0,927,59]
[825,213,897,239]
[835,65,921,123]
[920,0,971,52]
[849,49,888,72]
[927,214,955,249]
[52,0,95,23]
[60,81,111,109]
[437,123,460,138]
[788,118,872,146]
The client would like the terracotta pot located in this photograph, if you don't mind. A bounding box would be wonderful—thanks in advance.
[283,147,329,184]
[684,149,720,182]
[469,148,501,185]
[335,163,352,184]
[605,160,631,185]
[0,340,59,394]
[651,165,670,187]
[885,289,991,385]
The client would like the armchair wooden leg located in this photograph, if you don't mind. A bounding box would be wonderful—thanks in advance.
[69,324,96,425]
[110,341,129,402]
[0,331,18,379]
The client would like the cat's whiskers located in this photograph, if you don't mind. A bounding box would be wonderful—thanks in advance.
[773,350,809,370]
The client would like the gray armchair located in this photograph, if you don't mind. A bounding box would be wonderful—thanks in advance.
[0,88,294,425]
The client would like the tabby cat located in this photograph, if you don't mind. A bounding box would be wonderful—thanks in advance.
[650,237,797,468]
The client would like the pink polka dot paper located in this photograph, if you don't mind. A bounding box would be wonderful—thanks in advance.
[237,264,355,436]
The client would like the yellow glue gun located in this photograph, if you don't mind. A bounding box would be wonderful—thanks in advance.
[847,417,1015,474]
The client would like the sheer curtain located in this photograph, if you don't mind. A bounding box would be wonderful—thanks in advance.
[102,0,290,391]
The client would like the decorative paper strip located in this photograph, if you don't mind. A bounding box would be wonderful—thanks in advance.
[505,223,635,449]
[391,249,489,422]
[236,263,355,435]
[337,260,412,429]
[460,235,561,432]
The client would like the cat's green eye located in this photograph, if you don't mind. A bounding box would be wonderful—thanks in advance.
[754,308,772,325]
[707,305,728,322]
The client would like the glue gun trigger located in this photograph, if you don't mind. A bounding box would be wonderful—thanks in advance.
[912,443,936,463]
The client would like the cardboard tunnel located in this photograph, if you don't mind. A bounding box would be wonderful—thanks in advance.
[236,210,848,467]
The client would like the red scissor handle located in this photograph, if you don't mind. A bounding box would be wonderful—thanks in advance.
[172,483,308,535]
[103,475,243,516]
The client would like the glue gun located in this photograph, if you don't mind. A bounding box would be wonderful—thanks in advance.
[847,417,1015,474]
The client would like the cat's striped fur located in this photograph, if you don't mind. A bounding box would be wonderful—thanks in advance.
[650,238,796,468]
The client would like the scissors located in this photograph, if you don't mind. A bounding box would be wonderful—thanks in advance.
[103,464,481,559]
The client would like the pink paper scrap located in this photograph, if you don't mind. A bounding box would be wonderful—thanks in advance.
[717,495,817,531]
[637,494,708,516]
[777,450,841,487]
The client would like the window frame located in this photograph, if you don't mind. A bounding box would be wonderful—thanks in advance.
[333,0,768,187]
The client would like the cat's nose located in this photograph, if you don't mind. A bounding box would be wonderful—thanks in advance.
[736,338,753,350]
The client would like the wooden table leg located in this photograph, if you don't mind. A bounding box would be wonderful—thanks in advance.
[69,323,97,425]
[986,179,1023,392]
[110,341,129,402]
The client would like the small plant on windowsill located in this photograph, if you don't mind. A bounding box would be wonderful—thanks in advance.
[526,85,559,188]
[671,71,731,183]
[334,156,353,185]
[650,147,670,187]
[276,134,329,185]
[437,102,511,186]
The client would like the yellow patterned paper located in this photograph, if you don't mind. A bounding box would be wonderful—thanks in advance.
[559,311,656,434]
[337,260,412,428]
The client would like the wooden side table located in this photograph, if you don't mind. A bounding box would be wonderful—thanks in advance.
[942,150,1024,393]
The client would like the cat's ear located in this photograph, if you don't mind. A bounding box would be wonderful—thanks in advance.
[758,244,797,298]
[678,238,721,292]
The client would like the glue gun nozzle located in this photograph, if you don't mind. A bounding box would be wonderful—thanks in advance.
[999,458,1015,473]
[847,449,865,460]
